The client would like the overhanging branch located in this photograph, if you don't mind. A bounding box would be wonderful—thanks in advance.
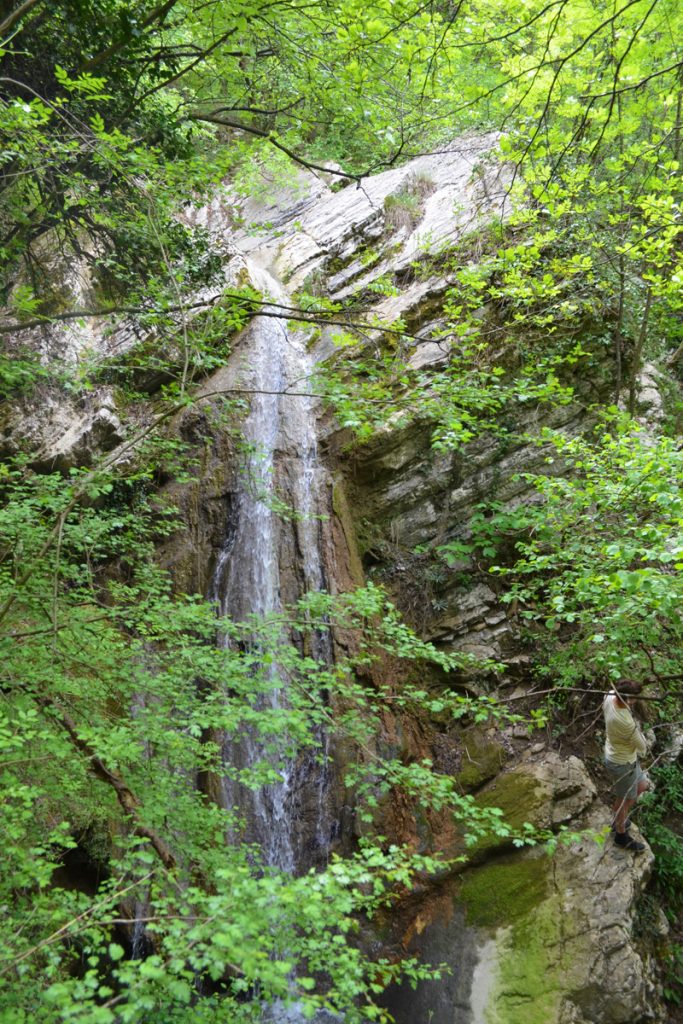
[189,112,362,183]
[0,0,43,37]
[38,695,177,871]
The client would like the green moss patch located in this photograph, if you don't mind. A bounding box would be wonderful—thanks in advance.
[459,853,550,930]
[456,727,506,790]
[492,896,569,1024]
[476,769,549,830]
[459,855,571,1024]
[464,768,551,857]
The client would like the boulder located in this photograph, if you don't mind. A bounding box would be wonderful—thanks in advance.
[383,756,657,1024]
[476,753,597,831]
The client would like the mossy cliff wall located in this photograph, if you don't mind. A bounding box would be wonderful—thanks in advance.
[382,778,656,1024]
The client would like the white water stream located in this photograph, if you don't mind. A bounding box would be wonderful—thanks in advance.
[209,259,330,875]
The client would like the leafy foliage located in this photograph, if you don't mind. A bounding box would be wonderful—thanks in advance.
[0,434,541,1021]
[439,419,683,687]
[2,0,683,1018]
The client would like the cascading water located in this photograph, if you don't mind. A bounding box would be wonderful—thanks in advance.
[209,258,332,875]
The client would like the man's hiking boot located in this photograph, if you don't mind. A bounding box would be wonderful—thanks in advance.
[614,831,645,853]
[610,818,632,831]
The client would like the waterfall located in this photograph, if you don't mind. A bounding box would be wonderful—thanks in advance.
[209,259,331,875]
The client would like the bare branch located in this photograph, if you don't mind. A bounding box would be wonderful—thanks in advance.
[0,293,430,345]
[586,58,683,99]
[0,0,43,37]
[38,696,177,870]
[0,296,222,333]
[189,112,362,182]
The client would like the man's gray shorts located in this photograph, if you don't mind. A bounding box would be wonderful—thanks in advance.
[604,758,646,800]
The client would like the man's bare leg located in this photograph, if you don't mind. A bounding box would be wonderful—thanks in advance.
[613,778,650,831]
[613,795,635,832]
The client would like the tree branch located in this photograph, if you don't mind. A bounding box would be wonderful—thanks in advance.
[0,293,424,342]
[78,0,181,73]
[0,0,43,37]
[586,59,683,100]
[189,112,362,182]
[38,696,177,870]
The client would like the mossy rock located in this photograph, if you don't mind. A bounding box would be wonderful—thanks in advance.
[476,767,550,831]
[467,767,551,857]
[330,476,365,585]
[459,853,569,1024]
[458,852,550,930]
[493,898,568,1024]
[455,726,506,791]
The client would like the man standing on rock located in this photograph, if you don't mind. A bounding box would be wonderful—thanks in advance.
[603,680,650,853]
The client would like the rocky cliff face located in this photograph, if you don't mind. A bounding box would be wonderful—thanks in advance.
[382,756,661,1024]
[2,134,666,1023]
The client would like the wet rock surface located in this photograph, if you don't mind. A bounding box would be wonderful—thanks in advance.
[384,761,655,1024]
